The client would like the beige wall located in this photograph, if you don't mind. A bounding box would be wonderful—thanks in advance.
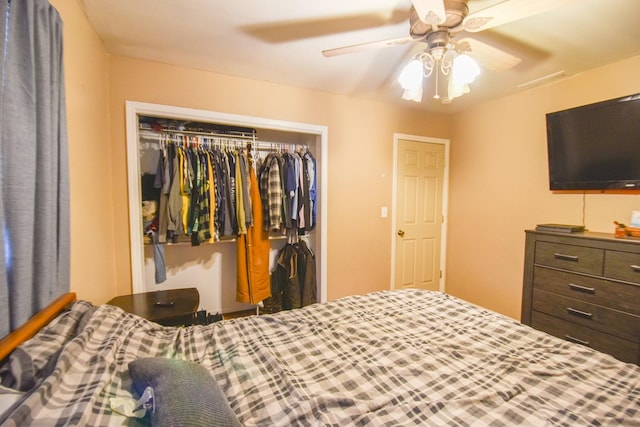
[50,0,115,303]
[107,56,452,301]
[446,56,640,319]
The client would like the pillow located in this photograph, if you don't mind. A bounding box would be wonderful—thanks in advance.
[128,358,241,427]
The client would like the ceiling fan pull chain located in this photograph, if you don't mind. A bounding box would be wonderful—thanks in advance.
[433,60,440,99]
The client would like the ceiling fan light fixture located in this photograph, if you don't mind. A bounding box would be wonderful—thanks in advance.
[398,58,424,91]
[448,76,470,100]
[402,86,423,103]
[452,53,480,84]
[446,53,479,100]
[398,50,480,103]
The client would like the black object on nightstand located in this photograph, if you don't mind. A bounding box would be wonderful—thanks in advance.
[107,288,200,326]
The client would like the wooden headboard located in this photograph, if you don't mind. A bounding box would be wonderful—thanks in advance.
[0,292,77,361]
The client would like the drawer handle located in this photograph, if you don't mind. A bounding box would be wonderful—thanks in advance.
[567,307,593,318]
[564,335,590,346]
[568,283,595,294]
[630,264,640,273]
[554,253,579,262]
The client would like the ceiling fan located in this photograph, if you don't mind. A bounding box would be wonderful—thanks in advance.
[322,0,576,103]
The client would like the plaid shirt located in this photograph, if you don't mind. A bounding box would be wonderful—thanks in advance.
[259,153,283,231]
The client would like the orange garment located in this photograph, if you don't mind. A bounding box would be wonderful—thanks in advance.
[236,160,271,304]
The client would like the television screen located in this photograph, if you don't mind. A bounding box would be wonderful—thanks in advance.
[546,93,640,190]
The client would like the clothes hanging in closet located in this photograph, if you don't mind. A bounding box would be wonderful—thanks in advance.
[141,137,318,294]
[258,150,317,234]
[149,142,248,245]
[261,238,317,313]
[149,141,317,242]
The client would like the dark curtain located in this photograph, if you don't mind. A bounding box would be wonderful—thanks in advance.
[0,0,69,338]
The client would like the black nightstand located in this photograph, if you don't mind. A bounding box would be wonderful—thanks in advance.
[107,288,200,326]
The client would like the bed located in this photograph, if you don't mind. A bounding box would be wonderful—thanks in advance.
[1,289,639,426]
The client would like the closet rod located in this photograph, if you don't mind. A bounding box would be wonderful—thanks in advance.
[139,128,256,141]
[253,140,311,152]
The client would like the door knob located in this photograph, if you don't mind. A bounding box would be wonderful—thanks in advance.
[397,229,405,237]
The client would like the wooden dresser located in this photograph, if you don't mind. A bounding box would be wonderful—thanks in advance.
[522,230,640,365]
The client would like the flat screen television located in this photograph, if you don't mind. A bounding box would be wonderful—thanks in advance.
[546,93,640,190]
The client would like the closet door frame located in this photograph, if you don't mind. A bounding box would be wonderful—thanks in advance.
[125,101,328,303]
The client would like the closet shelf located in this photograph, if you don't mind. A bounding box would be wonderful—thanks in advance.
[139,116,257,140]
[138,129,309,153]
[139,128,255,143]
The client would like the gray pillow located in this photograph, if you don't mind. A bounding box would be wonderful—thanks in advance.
[128,358,241,427]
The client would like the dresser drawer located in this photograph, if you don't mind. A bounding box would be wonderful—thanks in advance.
[604,250,640,284]
[532,289,640,342]
[532,266,640,316]
[535,241,603,275]
[531,311,639,364]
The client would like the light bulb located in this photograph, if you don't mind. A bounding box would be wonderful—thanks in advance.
[452,54,480,84]
[398,59,424,90]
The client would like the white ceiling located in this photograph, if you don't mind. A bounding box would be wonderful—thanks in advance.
[80,0,640,114]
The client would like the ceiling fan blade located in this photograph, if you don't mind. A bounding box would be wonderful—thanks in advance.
[457,37,521,71]
[411,0,446,25]
[322,36,415,57]
[243,7,410,43]
[463,0,578,33]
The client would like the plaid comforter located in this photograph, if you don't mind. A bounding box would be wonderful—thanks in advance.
[1,289,639,426]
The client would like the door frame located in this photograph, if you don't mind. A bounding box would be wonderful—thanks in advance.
[391,133,450,292]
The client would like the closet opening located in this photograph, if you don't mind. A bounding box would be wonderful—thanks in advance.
[125,102,327,316]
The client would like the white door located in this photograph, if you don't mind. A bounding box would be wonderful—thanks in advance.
[393,137,447,291]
